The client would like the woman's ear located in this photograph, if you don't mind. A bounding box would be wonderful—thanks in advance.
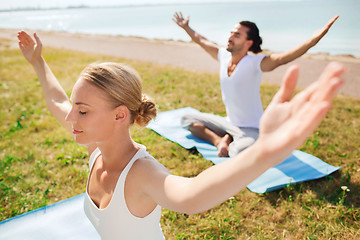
[114,105,130,124]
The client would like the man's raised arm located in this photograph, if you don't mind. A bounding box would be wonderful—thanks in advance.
[173,11,220,60]
[260,15,339,72]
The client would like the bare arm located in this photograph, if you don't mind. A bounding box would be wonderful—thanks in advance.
[143,62,345,214]
[18,31,72,134]
[261,15,339,72]
[173,11,220,60]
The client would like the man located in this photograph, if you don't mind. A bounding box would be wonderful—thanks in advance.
[173,12,338,157]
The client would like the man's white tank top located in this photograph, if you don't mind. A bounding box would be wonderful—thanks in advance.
[218,48,266,128]
[84,146,165,239]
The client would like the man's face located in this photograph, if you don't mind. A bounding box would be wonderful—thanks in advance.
[226,24,252,53]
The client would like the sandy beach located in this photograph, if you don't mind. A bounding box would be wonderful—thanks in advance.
[1,28,359,98]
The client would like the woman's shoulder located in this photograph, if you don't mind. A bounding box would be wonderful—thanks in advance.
[129,151,170,186]
[126,153,170,198]
[132,154,169,176]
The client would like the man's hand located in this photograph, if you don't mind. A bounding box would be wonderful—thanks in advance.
[172,12,190,29]
[310,15,339,47]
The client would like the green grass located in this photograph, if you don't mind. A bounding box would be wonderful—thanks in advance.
[1,43,359,239]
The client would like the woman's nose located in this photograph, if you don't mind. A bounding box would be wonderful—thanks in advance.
[65,108,75,123]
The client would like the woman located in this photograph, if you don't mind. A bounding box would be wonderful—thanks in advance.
[17,31,344,239]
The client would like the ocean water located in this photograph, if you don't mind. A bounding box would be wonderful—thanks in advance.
[0,0,359,57]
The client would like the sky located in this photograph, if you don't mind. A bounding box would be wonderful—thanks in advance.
[0,0,233,10]
[0,0,296,10]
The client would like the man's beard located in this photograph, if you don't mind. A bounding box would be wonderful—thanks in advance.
[226,41,233,52]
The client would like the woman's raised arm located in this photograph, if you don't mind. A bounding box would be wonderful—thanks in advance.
[18,31,72,134]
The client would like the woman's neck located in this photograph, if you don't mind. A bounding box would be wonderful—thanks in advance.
[96,131,139,171]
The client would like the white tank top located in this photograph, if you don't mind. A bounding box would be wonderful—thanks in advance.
[84,146,165,240]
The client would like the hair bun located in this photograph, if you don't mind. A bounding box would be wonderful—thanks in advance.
[134,94,157,127]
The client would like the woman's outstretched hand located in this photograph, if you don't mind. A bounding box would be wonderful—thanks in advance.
[17,31,43,64]
[258,62,345,163]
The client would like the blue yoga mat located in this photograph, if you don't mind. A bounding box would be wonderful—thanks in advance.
[0,194,100,240]
[147,107,341,193]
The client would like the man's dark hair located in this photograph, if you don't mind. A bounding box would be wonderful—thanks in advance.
[239,21,262,53]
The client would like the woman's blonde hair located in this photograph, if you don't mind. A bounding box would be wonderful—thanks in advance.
[80,62,157,127]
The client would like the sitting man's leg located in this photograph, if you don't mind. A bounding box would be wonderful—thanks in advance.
[189,122,233,157]
[181,112,248,157]
[228,127,259,157]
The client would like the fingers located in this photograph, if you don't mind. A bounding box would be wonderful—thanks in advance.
[17,31,42,50]
[272,65,299,103]
[172,12,181,24]
[311,62,345,102]
[17,32,25,50]
[17,30,34,47]
[18,41,24,51]
[290,78,319,112]
[292,62,344,112]
[33,32,42,47]
[319,15,338,35]
[327,15,339,28]
[17,31,30,50]
[294,101,331,143]
[17,30,43,63]
[173,12,182,20]
[321,15,339,34]
[312,15,338,42]
[173,11,179,19]
[172,11,188,26]
[260,62,345,155]
[295,84,337,138]
[289,62,344,145]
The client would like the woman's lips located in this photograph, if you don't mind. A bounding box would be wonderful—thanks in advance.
[72,129,83,134]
